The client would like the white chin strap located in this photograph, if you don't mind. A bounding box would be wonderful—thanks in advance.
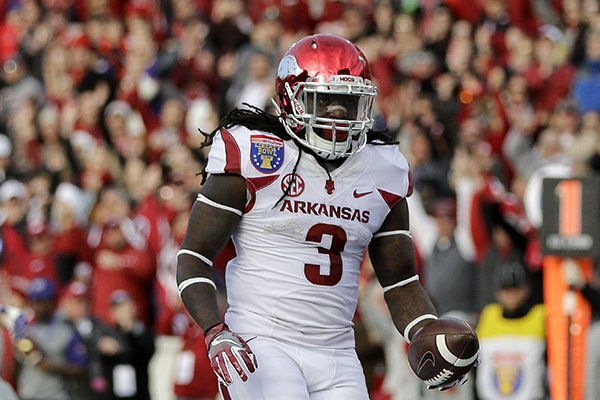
[305,127,350,160]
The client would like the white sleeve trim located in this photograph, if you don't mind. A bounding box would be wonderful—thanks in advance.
[177,249,213,267]
[404,314,438,343]
[178,277,217,296]
[372,230,412,239]
[196,193,243,216]
[382,274,419,293]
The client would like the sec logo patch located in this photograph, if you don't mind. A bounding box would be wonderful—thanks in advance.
[251,135,284,173]
[281,173,305,197]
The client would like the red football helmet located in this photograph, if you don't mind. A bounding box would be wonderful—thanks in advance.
[274,34,377,160]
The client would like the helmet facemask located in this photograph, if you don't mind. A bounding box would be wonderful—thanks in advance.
[278,75,377,160]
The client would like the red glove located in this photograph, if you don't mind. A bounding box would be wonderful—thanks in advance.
[204,323,257,385]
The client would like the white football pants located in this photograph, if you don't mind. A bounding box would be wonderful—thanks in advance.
[221,336,369,400]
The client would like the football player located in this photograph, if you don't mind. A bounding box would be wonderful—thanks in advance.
[176,34,476,399]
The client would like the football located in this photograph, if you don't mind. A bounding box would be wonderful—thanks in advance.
[407,317,479,387]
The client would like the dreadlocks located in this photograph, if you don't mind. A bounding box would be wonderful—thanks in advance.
[196,104,398,196]
[198,104,289,150]
[198,104,397,149]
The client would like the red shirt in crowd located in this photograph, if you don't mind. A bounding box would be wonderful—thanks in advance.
[90,231,155,325]
[173,319,218,399]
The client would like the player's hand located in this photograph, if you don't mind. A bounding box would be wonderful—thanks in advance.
[205,322,257,385]
[426,354,480,391]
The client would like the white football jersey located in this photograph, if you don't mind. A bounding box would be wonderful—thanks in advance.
[205,126,412,348]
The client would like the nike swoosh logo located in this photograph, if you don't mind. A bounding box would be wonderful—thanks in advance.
[417,351,436,375]
[353,189,373,198]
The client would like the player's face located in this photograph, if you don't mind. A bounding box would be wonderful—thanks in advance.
[306,93,360,141]
[308,93,360,120]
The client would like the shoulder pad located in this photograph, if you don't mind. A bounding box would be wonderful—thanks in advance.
[364,144,413,199]
[205,126,290,179]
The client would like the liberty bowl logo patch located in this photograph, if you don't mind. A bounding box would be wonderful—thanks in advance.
[251,135,284,173]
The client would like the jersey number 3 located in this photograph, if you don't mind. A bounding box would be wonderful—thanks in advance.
[304,223,347,286]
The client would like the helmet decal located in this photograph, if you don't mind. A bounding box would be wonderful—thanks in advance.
[285,82,304,115]
[277,55,303,80]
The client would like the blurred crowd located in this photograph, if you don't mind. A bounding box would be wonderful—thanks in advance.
[0,0,600,399]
